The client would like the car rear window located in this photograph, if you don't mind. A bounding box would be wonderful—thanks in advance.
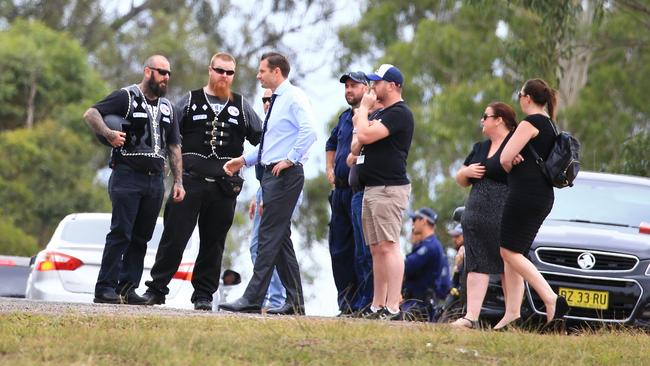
[60,217,163,249]
[549,178,650,228]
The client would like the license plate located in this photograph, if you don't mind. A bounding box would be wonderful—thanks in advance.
[559,287,609,310]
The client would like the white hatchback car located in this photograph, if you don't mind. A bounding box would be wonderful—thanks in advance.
[25,212,201,309]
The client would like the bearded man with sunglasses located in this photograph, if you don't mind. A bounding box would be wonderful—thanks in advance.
[84,55,185,305]
[141,52,262,310]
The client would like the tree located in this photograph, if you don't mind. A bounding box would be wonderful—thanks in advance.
[0,121,110,245]
[332,0,650,252]
[0,0,338,99]
[0,19,106,130]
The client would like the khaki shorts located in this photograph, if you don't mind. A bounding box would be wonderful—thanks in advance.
[361,184,411,245]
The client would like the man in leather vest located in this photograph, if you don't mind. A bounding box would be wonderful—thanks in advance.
[83,55,185,305]
[142,52,262,310]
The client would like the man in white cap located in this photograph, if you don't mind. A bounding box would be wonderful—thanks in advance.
[352,64,414,320]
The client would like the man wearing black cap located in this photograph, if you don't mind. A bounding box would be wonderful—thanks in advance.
[324,71,369,315]
[83,55,185,305]
[403,208,451,321]
[353,63,414,320]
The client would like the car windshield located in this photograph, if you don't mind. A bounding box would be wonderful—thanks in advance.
[60,217,163,249]
[548,178,650,228]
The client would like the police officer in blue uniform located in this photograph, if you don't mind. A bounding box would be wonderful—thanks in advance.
[325,71,369,315]
[142,52,262,310]
[402,208,451,321]
[84,55,185,305]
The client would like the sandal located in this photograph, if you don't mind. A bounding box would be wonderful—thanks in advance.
[450,317,479,330]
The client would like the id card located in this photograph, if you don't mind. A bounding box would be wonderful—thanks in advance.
[356,155,365,165]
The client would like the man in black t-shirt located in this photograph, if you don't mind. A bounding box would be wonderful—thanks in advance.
[83,55,185,305]
[142,52,263,311]
[353,64,414,320]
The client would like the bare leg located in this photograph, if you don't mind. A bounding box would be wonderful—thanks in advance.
[451,272,489,329]
[380,241,404,312]
[370,244,387,309]
[494,259,525,329]
[500,247,558,323]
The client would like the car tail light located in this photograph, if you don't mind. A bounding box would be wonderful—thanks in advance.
[173,262,194,281]
[35,252,83,271]
[640,222,650,235]
[0,259,16,266]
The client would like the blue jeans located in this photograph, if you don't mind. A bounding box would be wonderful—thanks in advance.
[351,191,373,310]
[96,165,164,295]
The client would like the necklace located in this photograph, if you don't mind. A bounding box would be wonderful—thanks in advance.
[119,85,166,159]
[186,89,236,160]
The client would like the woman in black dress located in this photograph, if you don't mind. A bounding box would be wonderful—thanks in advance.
[495,79,569,330]
[450,102,517,329]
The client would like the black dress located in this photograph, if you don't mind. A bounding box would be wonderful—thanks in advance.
[500,114,556,254]
[460,132,512,274]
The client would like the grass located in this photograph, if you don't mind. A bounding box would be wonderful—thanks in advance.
[1,313,650,365]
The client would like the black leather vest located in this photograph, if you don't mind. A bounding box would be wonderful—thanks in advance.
[119,84,174,159]
[180,89,248,177]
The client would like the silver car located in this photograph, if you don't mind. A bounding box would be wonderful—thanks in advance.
[25,213,200,309]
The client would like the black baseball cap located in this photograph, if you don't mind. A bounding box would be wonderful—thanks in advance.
[339,71,368,85]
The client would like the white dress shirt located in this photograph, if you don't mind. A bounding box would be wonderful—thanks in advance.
[243,79,317,166]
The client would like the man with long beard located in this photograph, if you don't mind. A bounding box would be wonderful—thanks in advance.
[142,52,262,310]
[84,55,185,305]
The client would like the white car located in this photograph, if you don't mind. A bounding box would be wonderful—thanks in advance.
[25,212,202,309]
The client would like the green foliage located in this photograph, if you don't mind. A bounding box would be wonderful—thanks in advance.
[0,19,106,130]
[296,174,333,246]
[0,216,39,256]
[616,132,650,177]
[337,0,649,223]
[0,121,110,245]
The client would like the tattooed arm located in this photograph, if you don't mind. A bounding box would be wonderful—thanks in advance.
[83,108,126,147]
[168,143,185,202]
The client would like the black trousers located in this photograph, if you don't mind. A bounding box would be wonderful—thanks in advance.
[145,175,237,302]
[95,165,164,295]
[243,165,304,307]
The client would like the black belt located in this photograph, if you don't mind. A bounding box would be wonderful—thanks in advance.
[115,165,161,176]
[262,161,302,171]
[184,170,218,182]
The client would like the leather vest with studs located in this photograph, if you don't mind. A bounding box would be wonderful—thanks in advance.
[179,89,248,177]
[119,84,173,159]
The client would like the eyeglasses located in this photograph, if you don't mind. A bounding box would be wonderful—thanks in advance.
[262,96,272,104]
[211,66,235,76]
[517,91,526,99]
[481,114,498,120]
[149,67,171,77]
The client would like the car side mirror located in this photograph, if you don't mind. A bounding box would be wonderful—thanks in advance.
[452,206,464,222]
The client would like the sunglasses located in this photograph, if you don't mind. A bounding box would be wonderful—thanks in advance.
[482,114,498,120]
[518,91,526,99]
[149,67,171,77]
[211,66,235,76]
[262,96,272,104]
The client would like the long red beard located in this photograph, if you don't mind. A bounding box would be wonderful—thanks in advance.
[208,79,231,99]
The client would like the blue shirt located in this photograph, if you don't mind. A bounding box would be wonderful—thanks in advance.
[243,79,317,166]
[325,108,354,180]
[404,234,451,300]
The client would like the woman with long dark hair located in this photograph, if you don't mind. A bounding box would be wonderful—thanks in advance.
[450,102,517,329]
[495,79,569,330]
